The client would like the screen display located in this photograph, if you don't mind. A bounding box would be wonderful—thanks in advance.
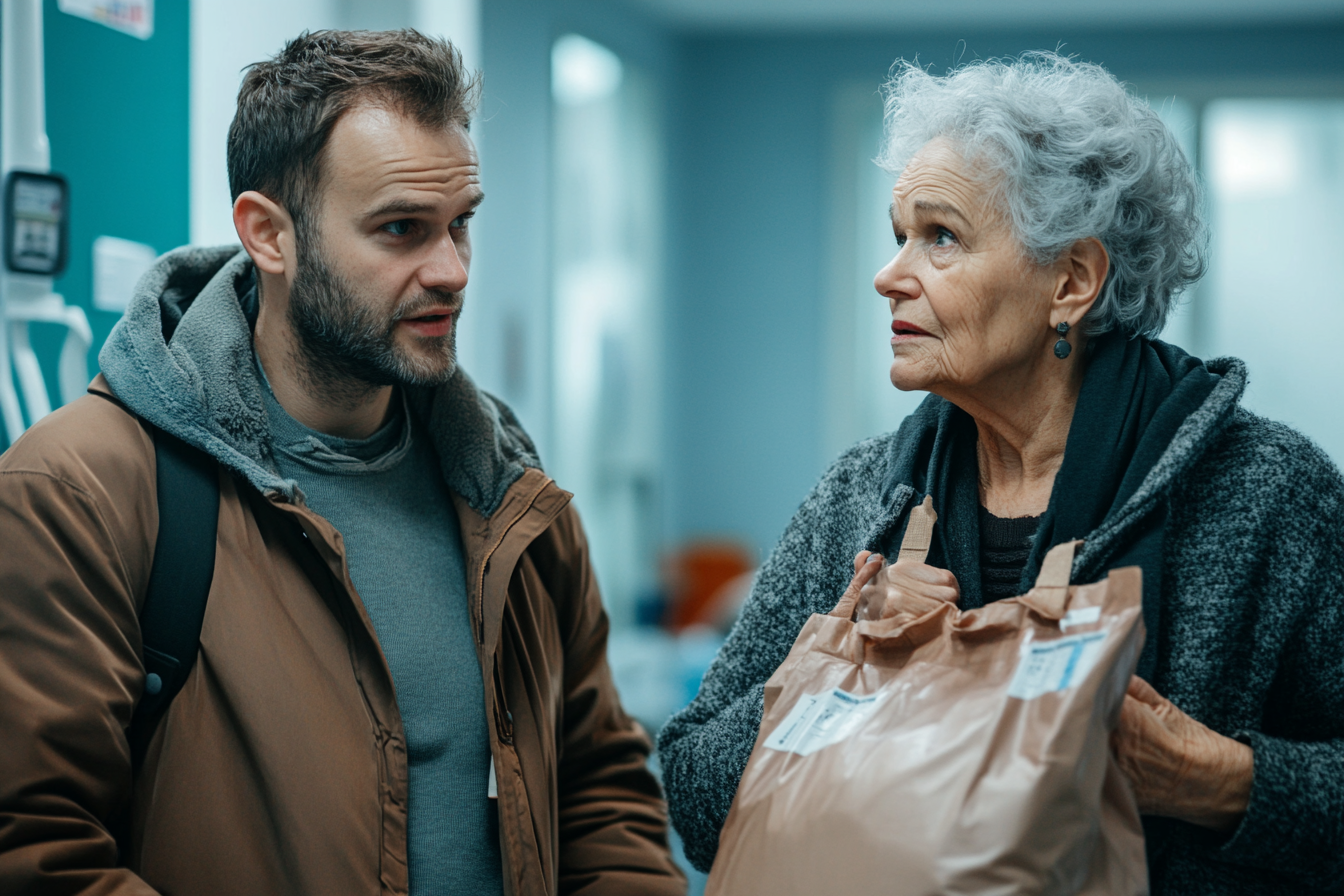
[5,173,68,276]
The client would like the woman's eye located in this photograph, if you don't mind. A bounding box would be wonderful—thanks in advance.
[894,233,907,249]
[381,220,412,236]
[934,226,957,247]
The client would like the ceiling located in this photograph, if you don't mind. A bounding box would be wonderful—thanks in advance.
[628,0,1344,31]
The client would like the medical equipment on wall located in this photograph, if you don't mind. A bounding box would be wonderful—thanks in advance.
[1,0,93,443]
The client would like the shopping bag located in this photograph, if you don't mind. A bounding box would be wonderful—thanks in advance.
[706,497,1148,896]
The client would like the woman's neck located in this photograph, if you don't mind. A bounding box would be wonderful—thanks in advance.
[942,350,1086,519]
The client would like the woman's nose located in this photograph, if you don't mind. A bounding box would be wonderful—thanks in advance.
[874,251,919,304]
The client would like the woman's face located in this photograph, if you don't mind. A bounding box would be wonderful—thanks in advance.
[875,139,1060,397]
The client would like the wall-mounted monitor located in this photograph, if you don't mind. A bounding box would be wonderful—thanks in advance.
[4,171,69,277]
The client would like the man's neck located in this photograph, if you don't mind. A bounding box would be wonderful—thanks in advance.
[254,293,394,440]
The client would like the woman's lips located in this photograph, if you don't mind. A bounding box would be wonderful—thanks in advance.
[891,319,932,342]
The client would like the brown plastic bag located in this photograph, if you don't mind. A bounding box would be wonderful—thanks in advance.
[707,498,1148,896]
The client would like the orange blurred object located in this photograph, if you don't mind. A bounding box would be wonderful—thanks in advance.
[663,540,755,632]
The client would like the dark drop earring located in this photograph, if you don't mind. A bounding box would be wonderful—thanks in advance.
[1053,321,1072,359]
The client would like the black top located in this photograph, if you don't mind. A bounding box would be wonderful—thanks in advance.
[978,505,1042,602]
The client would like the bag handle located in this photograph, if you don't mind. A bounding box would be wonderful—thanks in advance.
[897,495,936,564]
[830,495,937,620]
[1020,539,1082,620]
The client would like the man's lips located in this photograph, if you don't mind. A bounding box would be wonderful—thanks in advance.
[891,319,933,341]
[399,308,457,338]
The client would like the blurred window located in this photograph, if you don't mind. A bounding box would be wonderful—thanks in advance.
[1200,99,1344,464]
[551,34,664,629]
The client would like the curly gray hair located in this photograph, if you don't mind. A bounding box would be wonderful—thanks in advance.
[877,51,1205,338]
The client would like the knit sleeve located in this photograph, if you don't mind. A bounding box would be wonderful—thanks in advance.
[1216,734,1344,886]
[1207,431,1344,887]
[656,439,903,873]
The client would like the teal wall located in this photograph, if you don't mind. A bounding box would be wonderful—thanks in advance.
[2,0,189,446]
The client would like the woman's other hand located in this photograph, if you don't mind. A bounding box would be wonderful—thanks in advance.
[1112,676,1254,832]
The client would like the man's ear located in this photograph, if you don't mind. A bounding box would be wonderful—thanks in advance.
[1051,237,1109,329]
[233,190,295,278]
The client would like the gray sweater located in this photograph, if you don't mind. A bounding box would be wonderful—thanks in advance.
[261,379,501,896]
[658,357,1344,894]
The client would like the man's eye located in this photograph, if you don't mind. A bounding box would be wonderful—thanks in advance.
[382,220,412,236]
[934,226,957,247]
[451,212,473,229]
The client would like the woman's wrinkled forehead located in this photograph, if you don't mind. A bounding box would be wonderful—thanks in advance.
[891,138,1006,230]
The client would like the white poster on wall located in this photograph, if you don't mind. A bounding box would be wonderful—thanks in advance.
[57,0,154,40]
[93,236,156,313]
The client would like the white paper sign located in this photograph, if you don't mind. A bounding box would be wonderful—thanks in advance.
[764,688,882,757]
[1008,631,1108,700]
[93,235,156,313]
[58,0,154,40]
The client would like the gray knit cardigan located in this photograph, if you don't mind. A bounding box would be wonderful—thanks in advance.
[658,357,1344,894]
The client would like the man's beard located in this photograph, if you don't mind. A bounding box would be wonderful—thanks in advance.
[287,238,461,404]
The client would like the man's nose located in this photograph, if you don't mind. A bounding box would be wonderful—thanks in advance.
[420,233,469,293]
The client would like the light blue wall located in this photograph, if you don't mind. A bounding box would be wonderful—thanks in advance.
[663,21,1344,558]
[663,36,832,561]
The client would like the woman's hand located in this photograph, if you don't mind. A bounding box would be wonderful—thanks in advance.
[842,551,959,622]
[831,552,886,618]
[839,551,885,596]
[1112,676,1254,832]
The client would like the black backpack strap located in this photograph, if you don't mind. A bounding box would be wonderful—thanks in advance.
[127,427,220,772]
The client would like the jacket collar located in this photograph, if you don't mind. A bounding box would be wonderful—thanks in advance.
[98,246,541,518]
[452,469,573,652]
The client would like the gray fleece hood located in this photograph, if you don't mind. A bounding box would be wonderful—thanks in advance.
[99,246,541,517]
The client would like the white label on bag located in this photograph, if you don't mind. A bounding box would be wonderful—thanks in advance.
[763,688,882,756]
[1060,605,1102,630]
[1008,631,1108,700]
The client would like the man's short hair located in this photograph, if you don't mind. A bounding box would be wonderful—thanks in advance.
[227,29,479,232]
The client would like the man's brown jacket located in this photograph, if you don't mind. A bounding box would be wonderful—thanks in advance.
[0,247,685,895]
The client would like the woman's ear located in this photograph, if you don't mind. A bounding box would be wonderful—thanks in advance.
[1051,237,1109,328]
[232,190,294,278]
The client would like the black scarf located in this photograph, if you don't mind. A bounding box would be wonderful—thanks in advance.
[879,333,1220,680]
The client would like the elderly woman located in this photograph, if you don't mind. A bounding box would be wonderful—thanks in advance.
[658,52,1344,895]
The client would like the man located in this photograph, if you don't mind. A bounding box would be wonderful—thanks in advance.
[0,30,684,896]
